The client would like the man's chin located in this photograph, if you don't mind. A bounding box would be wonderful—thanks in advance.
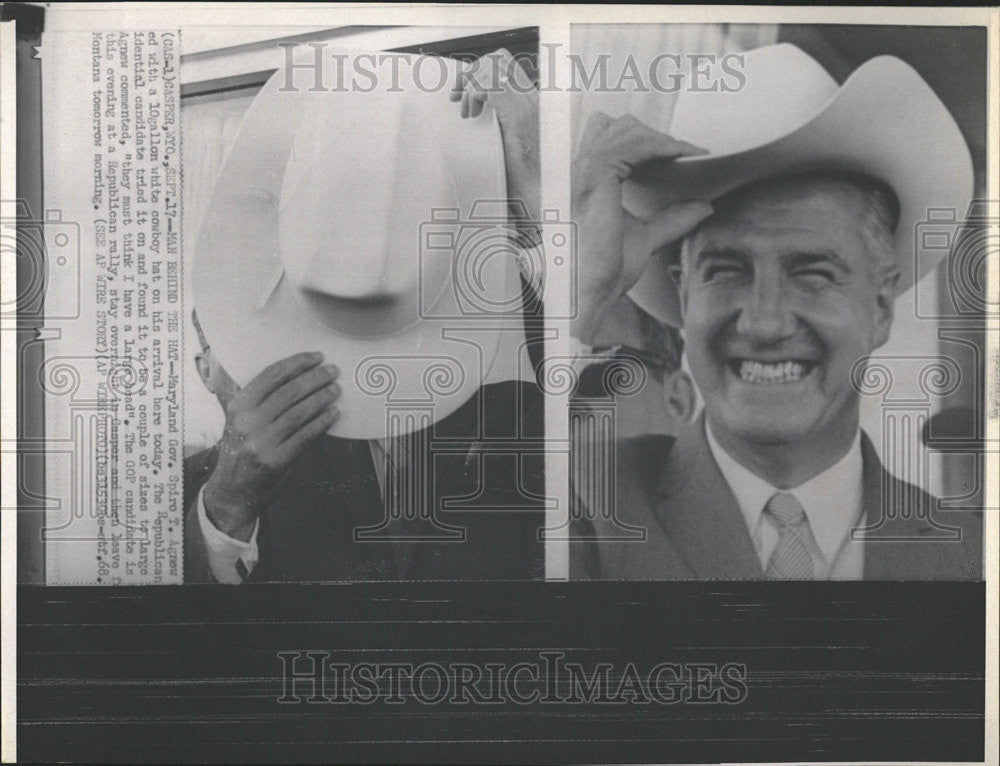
[732,422,810,447]
[709,405,816,448]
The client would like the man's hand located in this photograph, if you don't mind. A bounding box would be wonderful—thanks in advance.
[202,352,341,541]
[572,112,714,344]
[451,48,539,226]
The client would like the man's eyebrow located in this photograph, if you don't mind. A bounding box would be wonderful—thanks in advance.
[784,250,851,272]
[693,246,750,267]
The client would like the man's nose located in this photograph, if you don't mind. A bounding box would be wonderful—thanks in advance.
[735,274,795,343]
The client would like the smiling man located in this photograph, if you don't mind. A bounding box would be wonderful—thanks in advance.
[569,44,982,580]
[680,173,897,493]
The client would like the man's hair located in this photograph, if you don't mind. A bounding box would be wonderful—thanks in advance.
[636,309,683,384]
[679,171,900,286]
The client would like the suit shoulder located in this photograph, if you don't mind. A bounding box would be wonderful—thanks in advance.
[879,472,983,580]
[616,434,675,483]
[573,434,674,527]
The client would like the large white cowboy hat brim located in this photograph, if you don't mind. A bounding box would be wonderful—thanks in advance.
[625,49,974,328]
[195,54,525,439]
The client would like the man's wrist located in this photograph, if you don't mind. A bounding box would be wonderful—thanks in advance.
[203,482,258,543]
[500,108,540,223]
[571,283,622,345]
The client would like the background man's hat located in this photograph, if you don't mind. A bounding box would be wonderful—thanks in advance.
[624,43,974,327]
[194,52,530,438]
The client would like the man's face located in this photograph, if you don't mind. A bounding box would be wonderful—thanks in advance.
[679,177,896,448]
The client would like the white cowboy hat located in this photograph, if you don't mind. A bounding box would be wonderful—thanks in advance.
[194,52,530,438]
[625,43,974,327]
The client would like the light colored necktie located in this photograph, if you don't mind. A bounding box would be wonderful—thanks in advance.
[764,491,815,579]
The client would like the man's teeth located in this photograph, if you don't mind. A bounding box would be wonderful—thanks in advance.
[738,360,807,385]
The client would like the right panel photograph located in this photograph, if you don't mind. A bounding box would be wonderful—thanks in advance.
[568,23,987,581]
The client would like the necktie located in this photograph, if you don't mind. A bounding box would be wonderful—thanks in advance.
[763,491,815,580]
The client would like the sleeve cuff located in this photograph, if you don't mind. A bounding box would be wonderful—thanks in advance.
[197,485,259,584]
[569,337,621,375]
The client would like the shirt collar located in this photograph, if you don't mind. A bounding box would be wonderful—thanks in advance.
[704,421,863,565]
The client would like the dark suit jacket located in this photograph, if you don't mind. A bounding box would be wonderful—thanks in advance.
[571,417,982,580]
[185,380,545,583]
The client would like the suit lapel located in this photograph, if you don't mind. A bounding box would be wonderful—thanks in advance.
[859,434,938,580]
[391,426,440,579]
[308,383,536,580]
[651,417,763,579]
[655,427,940,580]
[649,428,953,580]
[313,424,480,580]
[860,435,895,579]
[387,424,475,580]
[316,436,399,577]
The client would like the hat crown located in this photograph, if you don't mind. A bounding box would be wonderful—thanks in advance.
[670,43,837,157]
[279,72,455,304]
[193,50,521,437]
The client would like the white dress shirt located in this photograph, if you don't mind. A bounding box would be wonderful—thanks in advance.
[704,422,866,580]
[197,439,390,584]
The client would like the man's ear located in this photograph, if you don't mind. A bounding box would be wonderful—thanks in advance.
[194,352,214,393]
[664,369,696,425]
[871,268,900,350]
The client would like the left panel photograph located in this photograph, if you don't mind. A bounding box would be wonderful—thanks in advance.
[21,24,547,584]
